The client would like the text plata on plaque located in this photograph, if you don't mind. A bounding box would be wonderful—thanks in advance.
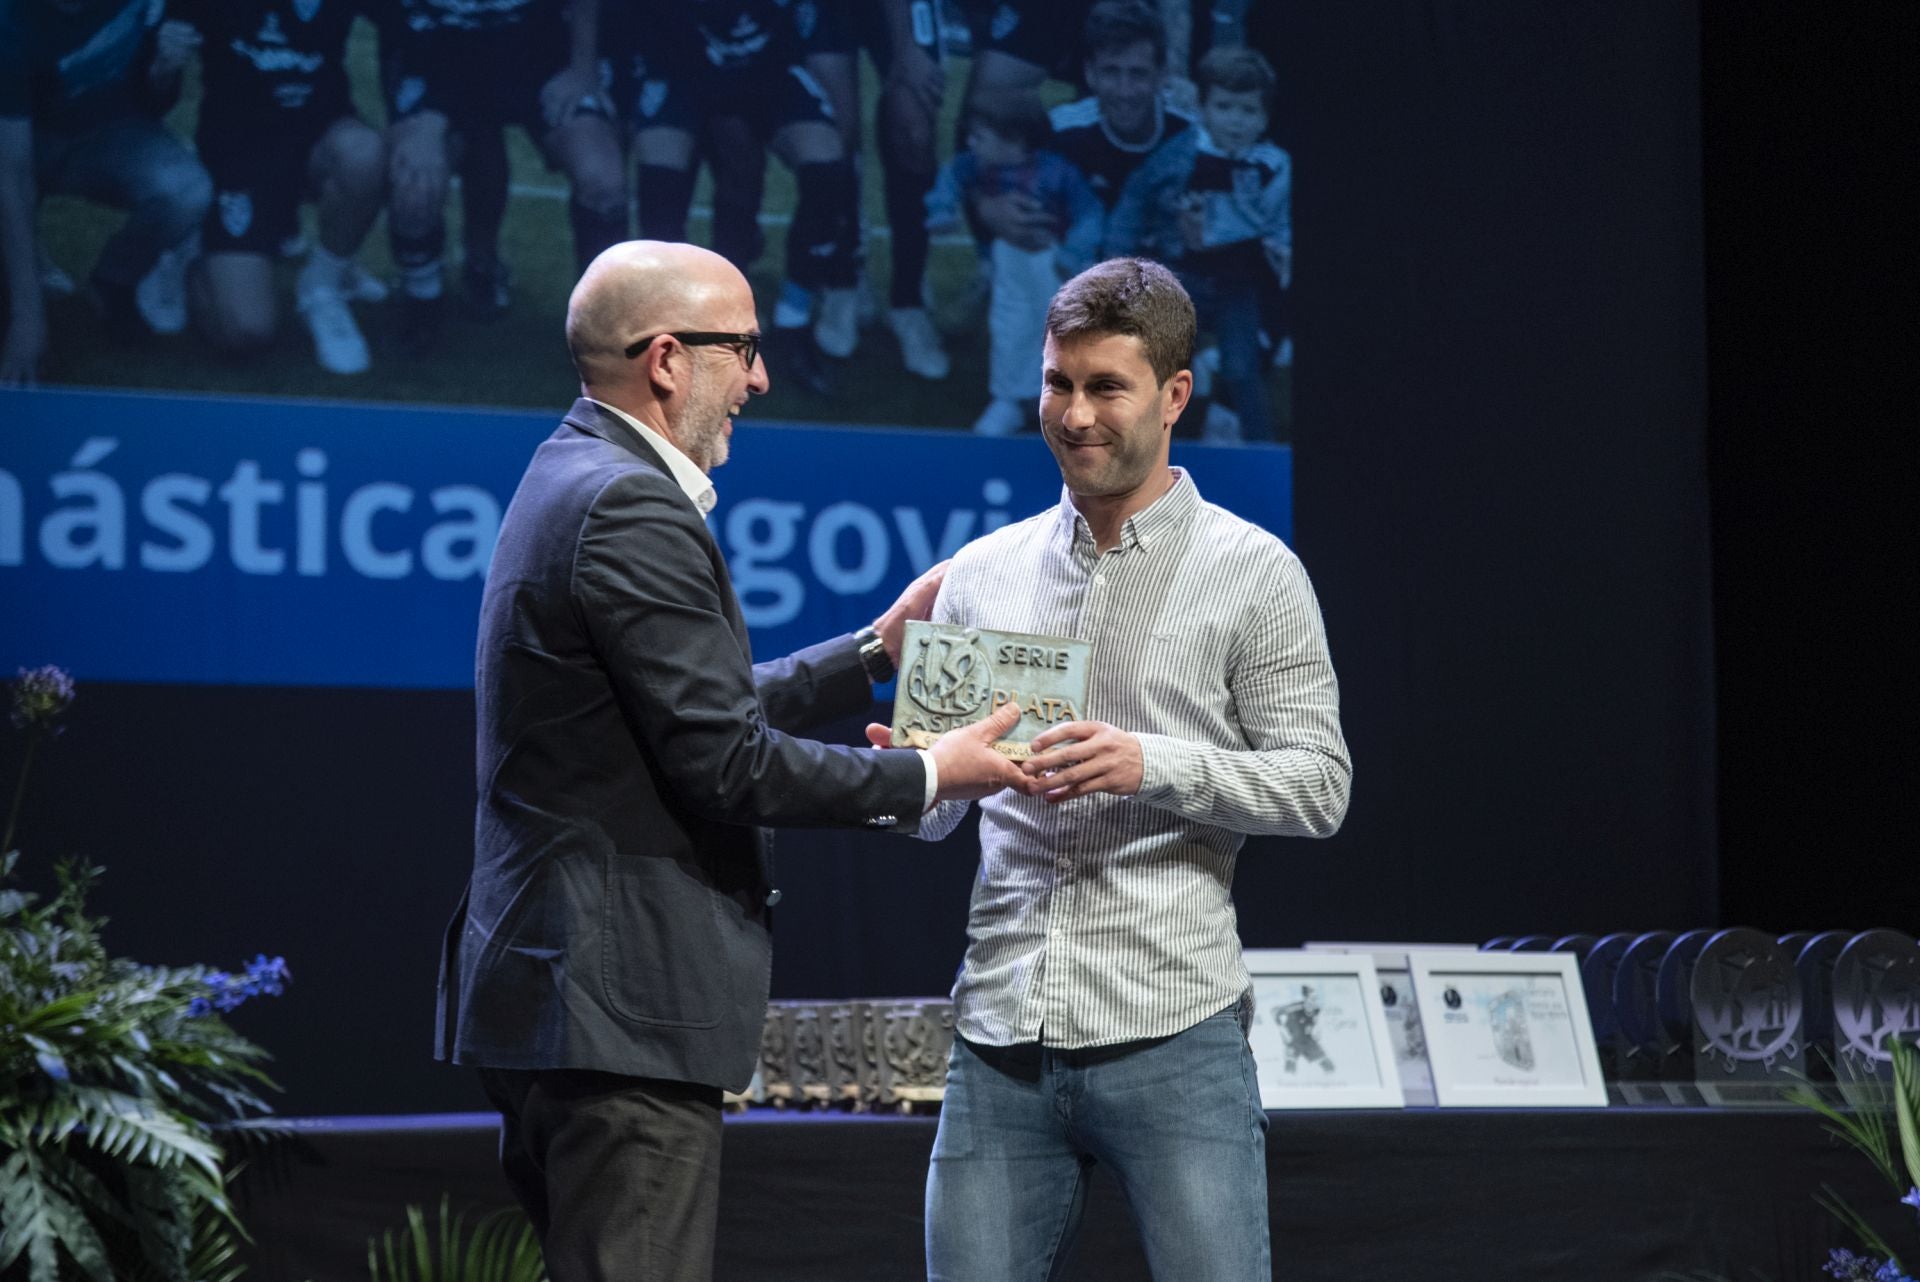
[889,621,1091,760]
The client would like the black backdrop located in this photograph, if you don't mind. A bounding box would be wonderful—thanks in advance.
[6,1,1911,1116]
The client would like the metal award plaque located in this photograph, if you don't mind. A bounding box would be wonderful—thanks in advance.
[891,620,1092,761]
[877,1000,957,1110]
[1577,933,1630,1099]
[1656,929,1716,1052]
[1832,929,1920,1104]
[1691,927,1803,1106]
[1794,930,1851,1079]
[1613,930,1686,1102]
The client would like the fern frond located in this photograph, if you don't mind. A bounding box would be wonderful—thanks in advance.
[37,1173,114,1282]
[0,1145,64,1282]
[122,1163,194,1281]
[68,1089,223,1180]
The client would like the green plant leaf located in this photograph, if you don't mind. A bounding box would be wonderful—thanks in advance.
[1787,1067,1900,1190]
[41,1149,136,1231]
[69,1089,224,1180]
[37,1174,114,1282]
[1893,1037,1920,1193]
[440,1194,464,1280]
[1814,1182,1901,1265]
[363,1199,547,1282]
[185,1215,248,1282]
[0,1146,63,1282]
[123,1163,193,1280]
[412,1202,434,1280]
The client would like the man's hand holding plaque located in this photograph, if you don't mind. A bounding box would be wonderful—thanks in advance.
[886,621,1093,761]
[1021,720,1144,804]
[864,699,1032,802]
[924,702,1032,802]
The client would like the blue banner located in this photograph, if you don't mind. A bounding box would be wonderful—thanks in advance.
[1,388,1291,688]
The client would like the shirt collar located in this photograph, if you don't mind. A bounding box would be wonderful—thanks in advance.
[590,398,717,516]
[1196,125,1251,161]
[1056,468,1200,553]
[1100,98,1171,155]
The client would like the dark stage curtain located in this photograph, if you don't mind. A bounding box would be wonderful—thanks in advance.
[1264,1,1718,941]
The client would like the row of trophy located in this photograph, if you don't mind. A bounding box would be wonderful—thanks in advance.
[1479,927,1920,1104]
[725,931,1917,1112]
[727,999,956,1112]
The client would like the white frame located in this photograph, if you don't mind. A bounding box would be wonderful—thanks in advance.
[1242,949,1406,1109]
[1302,941,1480,954]
[1408,950,1608,1107]
[1303,943,1471,1108]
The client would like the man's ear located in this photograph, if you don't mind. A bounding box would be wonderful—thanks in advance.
[1162,368,1195,430]
[642,337,682,399]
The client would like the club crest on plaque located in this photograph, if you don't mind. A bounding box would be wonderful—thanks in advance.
[907,627,993,720]
[891,621,1091,760]
[1833,930,1920,1080]
[1692,928,1802,1075]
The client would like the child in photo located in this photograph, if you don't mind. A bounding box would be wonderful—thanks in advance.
[1106,47,1290,440]
[927,93,1103,436]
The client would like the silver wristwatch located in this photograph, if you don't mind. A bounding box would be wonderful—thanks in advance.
[854,626,895,683]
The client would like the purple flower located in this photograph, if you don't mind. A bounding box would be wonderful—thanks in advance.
[1829,1251,1876,1281]
[189,955,291,1016]
[1904,1186,1920,1213]
[244,954,290,996]
[10,666,76,732]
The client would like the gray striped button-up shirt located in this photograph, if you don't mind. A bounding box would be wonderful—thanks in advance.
[921,469,1351,1049]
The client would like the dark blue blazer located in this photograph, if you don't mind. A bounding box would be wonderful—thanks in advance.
[436,399,924,1091]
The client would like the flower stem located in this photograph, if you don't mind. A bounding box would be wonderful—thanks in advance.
[2,729,42,856]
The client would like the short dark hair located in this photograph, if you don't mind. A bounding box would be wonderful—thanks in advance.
[965,92,1052,153]
[1045,258,1195,385]
[1081,1,1166,68]
[1197,46,1278,115]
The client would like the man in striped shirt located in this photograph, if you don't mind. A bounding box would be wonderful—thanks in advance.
[906,257,1351,1280]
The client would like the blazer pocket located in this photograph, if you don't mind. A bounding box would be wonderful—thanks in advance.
[600,852,728,1028]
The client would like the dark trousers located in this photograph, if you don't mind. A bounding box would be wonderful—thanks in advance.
[478,1067,724,1282]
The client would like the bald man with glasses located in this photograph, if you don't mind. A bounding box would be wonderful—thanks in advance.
[436,241,1029,1282]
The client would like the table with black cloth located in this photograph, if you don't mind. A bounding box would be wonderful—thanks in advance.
[231,1107,1899,1280]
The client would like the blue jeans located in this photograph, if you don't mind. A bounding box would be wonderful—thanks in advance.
[1182,271,1274,442]
[926,1007,1271,1282]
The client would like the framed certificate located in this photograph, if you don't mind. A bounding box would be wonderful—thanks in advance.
[1408,951,1608,1107]
[1304,942,1476,1108]
[1243,950,1406,1109]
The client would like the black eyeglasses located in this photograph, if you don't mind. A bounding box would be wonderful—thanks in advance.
[623,331,760,367]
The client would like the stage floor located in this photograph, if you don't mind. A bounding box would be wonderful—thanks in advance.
[234,1107,1898,1280]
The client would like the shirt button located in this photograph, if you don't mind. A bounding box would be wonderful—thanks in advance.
[765,888,783,907]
